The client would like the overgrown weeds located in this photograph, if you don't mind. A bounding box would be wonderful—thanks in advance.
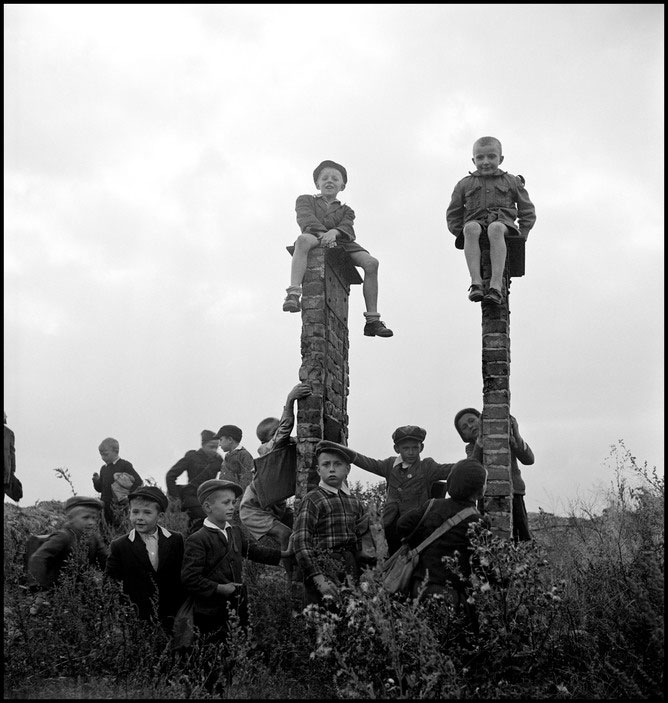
[3,441,663,699]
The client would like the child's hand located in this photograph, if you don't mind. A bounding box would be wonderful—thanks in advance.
[313,574,338,599]
[320,230,338,248]
[217,582,242,596]
[288,383,312,402]
[92,472,100,480]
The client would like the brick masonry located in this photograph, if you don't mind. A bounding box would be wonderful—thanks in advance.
[294,247,361,509]
[480,248,513,539]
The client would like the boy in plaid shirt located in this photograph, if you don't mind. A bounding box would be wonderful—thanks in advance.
[292,441,367,607]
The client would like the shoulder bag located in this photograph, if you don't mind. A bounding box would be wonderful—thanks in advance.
[380,504,478,595]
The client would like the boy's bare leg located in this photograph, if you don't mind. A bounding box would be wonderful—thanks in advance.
[463,221,483,286]
[348,251,379,313]
[487,222,508,293]
[290,233,320,287]
[266,521,293,584]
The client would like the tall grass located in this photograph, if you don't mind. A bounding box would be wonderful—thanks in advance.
[3,442,663,699]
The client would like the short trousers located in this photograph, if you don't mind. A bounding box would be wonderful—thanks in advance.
[295,233,369,256]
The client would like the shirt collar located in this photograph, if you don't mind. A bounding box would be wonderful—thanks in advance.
[318,480,351,495]
[128,525,171,542]
[392,456,417,470]
[203,517,231,534]
[469,168,506,177]
[314,193,341,205]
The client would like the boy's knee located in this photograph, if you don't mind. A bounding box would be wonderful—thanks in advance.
[487,222,507,239]
[463,222,482,238]
[295,232,319,250]
[363,256,379,274]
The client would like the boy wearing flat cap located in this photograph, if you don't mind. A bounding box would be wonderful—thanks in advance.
[397,458,488,605]
[106,486,186,632]
[166,430,223,535]
[291,441,368,607]
[181,479,288,644]
[28,496,108,591]
[215,425,254,495]
[322,426,482,555]
[283,159,393,338]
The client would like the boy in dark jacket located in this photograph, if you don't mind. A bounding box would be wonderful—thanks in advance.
[446,136,536,305]
[28,496,108,592]
[106,486,186,632]
[181,479,287,644]
[324,426,482,555]
[92,437,143,530]
[397,458,488,603]
[283,159,393,338]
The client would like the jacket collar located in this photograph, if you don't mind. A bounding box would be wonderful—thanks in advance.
[128,525,172,542]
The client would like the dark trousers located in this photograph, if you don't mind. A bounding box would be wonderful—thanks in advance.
[512,494,532,542]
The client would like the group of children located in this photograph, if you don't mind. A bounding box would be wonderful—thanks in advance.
[26,135,537,652]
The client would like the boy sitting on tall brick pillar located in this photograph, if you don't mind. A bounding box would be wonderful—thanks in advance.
[283,159,393,338]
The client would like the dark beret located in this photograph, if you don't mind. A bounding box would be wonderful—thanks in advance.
[197,479,243,504]
[128,486,169,512]
[447,459,487,500]
[454,408,481,440]
[201,430,217,444]
[313,160,347,185]
[214,425,242,443]
[392,425,427,444]
[64,496,103,513]
[315,440,356,464]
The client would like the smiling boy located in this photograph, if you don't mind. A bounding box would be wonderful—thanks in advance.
[283,159,393,338]
[446,136,536,305]
[106,486,186,632]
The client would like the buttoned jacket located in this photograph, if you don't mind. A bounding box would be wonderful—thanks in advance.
[106,526,186,623]
[295,194,356,241]
[446,169,536,248]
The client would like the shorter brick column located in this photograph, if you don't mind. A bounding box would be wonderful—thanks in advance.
[294,247,361,510]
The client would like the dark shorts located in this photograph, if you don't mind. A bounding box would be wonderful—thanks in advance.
[455,220,521,250]
[293,234,369,256]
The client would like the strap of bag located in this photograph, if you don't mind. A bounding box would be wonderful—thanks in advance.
[404,498,436,542]
[412,506,479,556]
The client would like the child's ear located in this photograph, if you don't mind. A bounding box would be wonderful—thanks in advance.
[339,183,345,191]
[499,155,504,164]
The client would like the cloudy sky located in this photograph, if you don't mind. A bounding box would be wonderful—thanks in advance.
[4,4,663,515]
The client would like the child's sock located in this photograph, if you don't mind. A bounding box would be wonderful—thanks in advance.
[286,285,302,296]
[363,312,381,322]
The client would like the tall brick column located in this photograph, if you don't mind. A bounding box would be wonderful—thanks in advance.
[293,246,362,510]
[479,236,524,539]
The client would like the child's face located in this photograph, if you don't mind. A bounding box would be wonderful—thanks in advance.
[204,489,237,527]
[472,143,504,175]
[201,439,220,457]
[457,413,480,443]
[218,436,235,453]
[99,446,119,464]
[129,498,162,534]
[67,508,101,533]
[394,440,423,465]
[315,167,345,200]
[317,451,350,489]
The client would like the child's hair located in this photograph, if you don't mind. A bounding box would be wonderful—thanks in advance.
[65,505,101,521]
[99,437,120,453]
[473,136,502,154]
[256,417,280,443]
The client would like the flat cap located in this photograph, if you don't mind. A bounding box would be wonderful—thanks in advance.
[315,440,355,463]
[313,159,348,185]
[201,429,217,444]
[128,486,169,512]
[64,496,103,513]
[392,425,427,444]
[197,479,243,504]
[447,458,487,501]
[214,425,242,443]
